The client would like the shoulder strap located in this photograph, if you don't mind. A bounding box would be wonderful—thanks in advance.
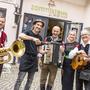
[88,44,90,56]
[45,36,52,42]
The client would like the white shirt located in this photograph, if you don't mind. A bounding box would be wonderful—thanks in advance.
[68,40,90,59]
[0,29,3,37]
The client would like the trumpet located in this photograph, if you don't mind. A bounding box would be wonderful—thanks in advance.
[0,40,25,64]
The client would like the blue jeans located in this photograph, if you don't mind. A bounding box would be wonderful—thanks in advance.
[14,71,35,90]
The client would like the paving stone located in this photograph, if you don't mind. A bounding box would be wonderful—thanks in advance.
[0,64,78,90]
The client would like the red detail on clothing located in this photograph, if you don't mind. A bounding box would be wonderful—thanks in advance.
[44,37,47,42]
[0,31,7,47]
[75,44,80,48]
[62,41,65,46]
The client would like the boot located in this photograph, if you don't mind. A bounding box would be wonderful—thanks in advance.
[40,84,45,90]
[46,85,52,90]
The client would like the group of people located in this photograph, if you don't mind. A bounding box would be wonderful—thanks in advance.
[0,15,90,90]
[61,29,90,90]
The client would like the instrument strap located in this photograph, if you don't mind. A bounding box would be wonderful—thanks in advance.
[88,44,90,56]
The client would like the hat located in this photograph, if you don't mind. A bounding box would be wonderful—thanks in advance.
[33,19,44,27]
[81,30,89,35]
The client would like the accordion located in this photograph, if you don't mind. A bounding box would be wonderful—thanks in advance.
[43,42,61,64]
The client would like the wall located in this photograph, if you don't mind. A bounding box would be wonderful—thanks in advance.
[0,0,89,63]
[0,2,16,47]
[84,1,90,29]
[0,0,89,45]
[19,0,85,32]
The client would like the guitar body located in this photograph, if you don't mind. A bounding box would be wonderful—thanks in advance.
[71,53,87,70]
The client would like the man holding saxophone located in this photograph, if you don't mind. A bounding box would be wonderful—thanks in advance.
[0,15,7,77]
[76,30,90,90]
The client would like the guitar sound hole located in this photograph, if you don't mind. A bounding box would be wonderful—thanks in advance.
[78,57,80,62]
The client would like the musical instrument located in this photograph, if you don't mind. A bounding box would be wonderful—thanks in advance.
[71,52,88,70]
[43,43,53,64]
[0,40,25,64]
[43,41,61,64]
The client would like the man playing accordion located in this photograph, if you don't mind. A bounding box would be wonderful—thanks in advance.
[39,26,64,90]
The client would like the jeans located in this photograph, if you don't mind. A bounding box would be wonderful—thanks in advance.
[0,64,3,77]
[14,71,35,90]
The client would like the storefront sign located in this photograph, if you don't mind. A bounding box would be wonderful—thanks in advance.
[31,4,68,19]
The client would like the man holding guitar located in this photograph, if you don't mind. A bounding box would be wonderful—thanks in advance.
[68,30,90,90]
[76,30,90,90]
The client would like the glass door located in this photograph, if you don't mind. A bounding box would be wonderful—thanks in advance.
[22,13,49,39]
[63,22,83,43]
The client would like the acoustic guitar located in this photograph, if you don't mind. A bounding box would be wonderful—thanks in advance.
[71,53,88,70]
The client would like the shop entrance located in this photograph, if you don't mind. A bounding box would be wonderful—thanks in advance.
[47,18,65,40]
[22,13,83,42]
[22,13,67,41]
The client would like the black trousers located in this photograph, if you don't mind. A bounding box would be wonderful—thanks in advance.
[0,64,3,77]
[62,67,74,90]
[76,70,90,90]
[62,59,75,90]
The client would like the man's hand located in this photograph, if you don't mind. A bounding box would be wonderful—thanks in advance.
[60,46,65,53]
[84,56,90,62]
[32,38,41,45]
[38,58,43,68]
[19,33,42,45]
[77,50,86,54]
